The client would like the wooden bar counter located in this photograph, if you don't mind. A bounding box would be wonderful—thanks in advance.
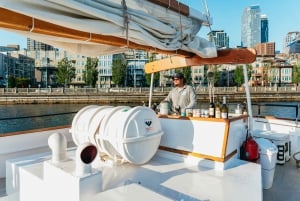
[157,114,248,164]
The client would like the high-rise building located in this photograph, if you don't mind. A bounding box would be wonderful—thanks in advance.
[207,30,229,49]
[284,32,300,54]
[27,38,55,51]
[241,5,261,47]
[260,14,268,43]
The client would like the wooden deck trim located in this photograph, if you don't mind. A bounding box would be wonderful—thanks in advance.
[159,145,237,162]
[0,125,71,137]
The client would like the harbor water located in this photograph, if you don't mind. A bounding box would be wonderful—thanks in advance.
[0,102,299,134]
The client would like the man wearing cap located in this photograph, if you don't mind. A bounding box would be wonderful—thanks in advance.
[163,72,197,114]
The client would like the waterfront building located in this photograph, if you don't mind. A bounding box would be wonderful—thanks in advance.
[264,58,292,86]
[252,56,272,86]
[268,59,293,86]
[251,53,294,87]
[0,51,35,88]
[18,49,68,87]
[288,53,300,66]
[124,50,148,87]
[253,42,275,57]
[191,65,205,87]
[98,55,113,88]
[207,30,229,49]
[218,64,236,87]
[18,45,152,88]
[25,39,94,88]
[19,47,98,88]
[241,5,261,47]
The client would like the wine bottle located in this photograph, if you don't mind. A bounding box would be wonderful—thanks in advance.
[208,96,215,118]
[215,96,221,118]
[221,96,228,119]
[242,101,248,115]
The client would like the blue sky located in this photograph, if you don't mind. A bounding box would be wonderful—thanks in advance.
[188,0,300,51]
[0,0,299,52]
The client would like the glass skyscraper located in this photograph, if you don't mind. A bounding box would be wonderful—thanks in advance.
[241,5,261,47]
[260,14,269,43]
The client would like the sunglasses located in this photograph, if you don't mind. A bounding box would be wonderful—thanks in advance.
[173,78,181,81]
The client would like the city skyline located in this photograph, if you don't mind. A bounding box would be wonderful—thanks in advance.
[0,0,299,52]
[193,0,300,51]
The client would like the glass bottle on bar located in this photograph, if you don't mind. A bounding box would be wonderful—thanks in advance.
[221,96,228,119]
[242,101,248,115]
[208,96,215,118]
[215,96,221,118]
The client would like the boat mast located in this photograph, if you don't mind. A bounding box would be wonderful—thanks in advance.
[243,64,254,132]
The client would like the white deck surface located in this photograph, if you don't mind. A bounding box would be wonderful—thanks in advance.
[0,149,263,201]
[263,158,300,201]
[0,145,299,201]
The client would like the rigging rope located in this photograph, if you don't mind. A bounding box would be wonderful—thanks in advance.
[201,0,215,45]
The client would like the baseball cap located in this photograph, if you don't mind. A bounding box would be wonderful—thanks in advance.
[172,72,184,80]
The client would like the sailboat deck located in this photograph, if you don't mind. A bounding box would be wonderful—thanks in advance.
[0,151,299,201]
[0,150,261,201]
[263,158,300,201]
[0,178,4,198]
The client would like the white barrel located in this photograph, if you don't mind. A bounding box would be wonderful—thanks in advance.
[70,105,113,146]
[71,105,164,165]
[97,106,164,165]
[96,106,131,154]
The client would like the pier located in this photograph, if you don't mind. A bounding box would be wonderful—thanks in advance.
[1,86,300,104]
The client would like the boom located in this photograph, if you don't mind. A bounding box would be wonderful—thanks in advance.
[145,48,257,73]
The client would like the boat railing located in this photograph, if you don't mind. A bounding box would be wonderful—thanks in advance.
[251,103,300,120]
[0,111,77,122]
[0,112,77,135]
[1,85,300,95]
[1,103,299,135]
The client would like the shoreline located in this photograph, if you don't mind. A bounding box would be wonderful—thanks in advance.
[1,91,300,105]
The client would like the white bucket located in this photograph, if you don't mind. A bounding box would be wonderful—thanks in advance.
[160,101,169,115]
[71,105,164,165]
[262,168,275,189]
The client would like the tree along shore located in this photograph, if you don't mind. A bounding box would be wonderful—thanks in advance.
[1,86,300,104]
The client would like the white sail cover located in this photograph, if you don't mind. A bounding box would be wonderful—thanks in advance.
[0,0,217,57]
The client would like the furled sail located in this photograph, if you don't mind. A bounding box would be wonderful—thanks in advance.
[0,0,217,58]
